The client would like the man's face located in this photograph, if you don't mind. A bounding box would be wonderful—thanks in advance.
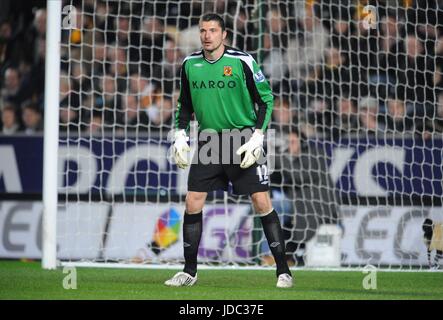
[388,99,405,119]
[124,95,138,112]
[2,109,16,128]
[273,99,291,124]
[199,20,226,53]
[118,17,129,32]
[406,36,423,58]
[34,9,46,35]
[381,16,397,37]
[165,41,178,63]
[288,133,301,156]
[60,107,77,123]
[23,108,41,128]
[5,68,19,90]
[326,47,343,67]
[103,76,115,93]
[334,20,349,34]
[0,22,11,40]
[338,98,354,115]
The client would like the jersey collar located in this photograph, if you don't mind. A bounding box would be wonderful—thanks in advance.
[202,45,228,64]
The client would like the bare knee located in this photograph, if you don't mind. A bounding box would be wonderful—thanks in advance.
[185,192,207,214]
[251,191,273,215]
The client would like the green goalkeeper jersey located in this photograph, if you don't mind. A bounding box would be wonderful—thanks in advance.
[175,46,274,132]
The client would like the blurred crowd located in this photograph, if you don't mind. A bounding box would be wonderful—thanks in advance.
[1,0,443,138]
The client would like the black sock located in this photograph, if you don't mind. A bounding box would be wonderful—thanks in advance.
[182,211,202,277]
[436,250,442,265]
[260,210,291,277]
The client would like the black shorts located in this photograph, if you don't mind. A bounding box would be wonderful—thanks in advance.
[187,128,270,195]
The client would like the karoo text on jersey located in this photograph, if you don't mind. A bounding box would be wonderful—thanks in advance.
[191,80,237,89]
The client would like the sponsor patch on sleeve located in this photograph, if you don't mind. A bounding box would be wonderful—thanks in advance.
[253,70,265,83]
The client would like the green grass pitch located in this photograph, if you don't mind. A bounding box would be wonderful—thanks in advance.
[0,260,442,300]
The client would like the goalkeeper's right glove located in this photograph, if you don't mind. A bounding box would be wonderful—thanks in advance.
[172,129,190,169]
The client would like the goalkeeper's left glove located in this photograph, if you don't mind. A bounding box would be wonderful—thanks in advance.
[236,130,264,169]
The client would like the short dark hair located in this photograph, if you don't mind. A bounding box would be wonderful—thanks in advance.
[200,13,225,31]
[22,100,40,114]
[2,104,16,114]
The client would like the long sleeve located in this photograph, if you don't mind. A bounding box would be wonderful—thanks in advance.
[241,59,274,131]
[175,60,194,130]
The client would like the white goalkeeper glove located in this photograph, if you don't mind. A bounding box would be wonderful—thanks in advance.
[172,129,190,169]
[236,130,264,169]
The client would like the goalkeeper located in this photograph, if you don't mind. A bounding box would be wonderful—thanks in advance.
[165,13,292,288]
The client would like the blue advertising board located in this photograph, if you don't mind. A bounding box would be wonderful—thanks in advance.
[0,136,442,198]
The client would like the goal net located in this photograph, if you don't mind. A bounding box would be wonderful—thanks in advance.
[55,0,443,270]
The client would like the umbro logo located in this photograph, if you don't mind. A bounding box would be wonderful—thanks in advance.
[194,63,203,67]
[270,242,280,248]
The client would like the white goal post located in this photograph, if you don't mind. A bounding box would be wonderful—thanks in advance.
[42,0,62,270]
